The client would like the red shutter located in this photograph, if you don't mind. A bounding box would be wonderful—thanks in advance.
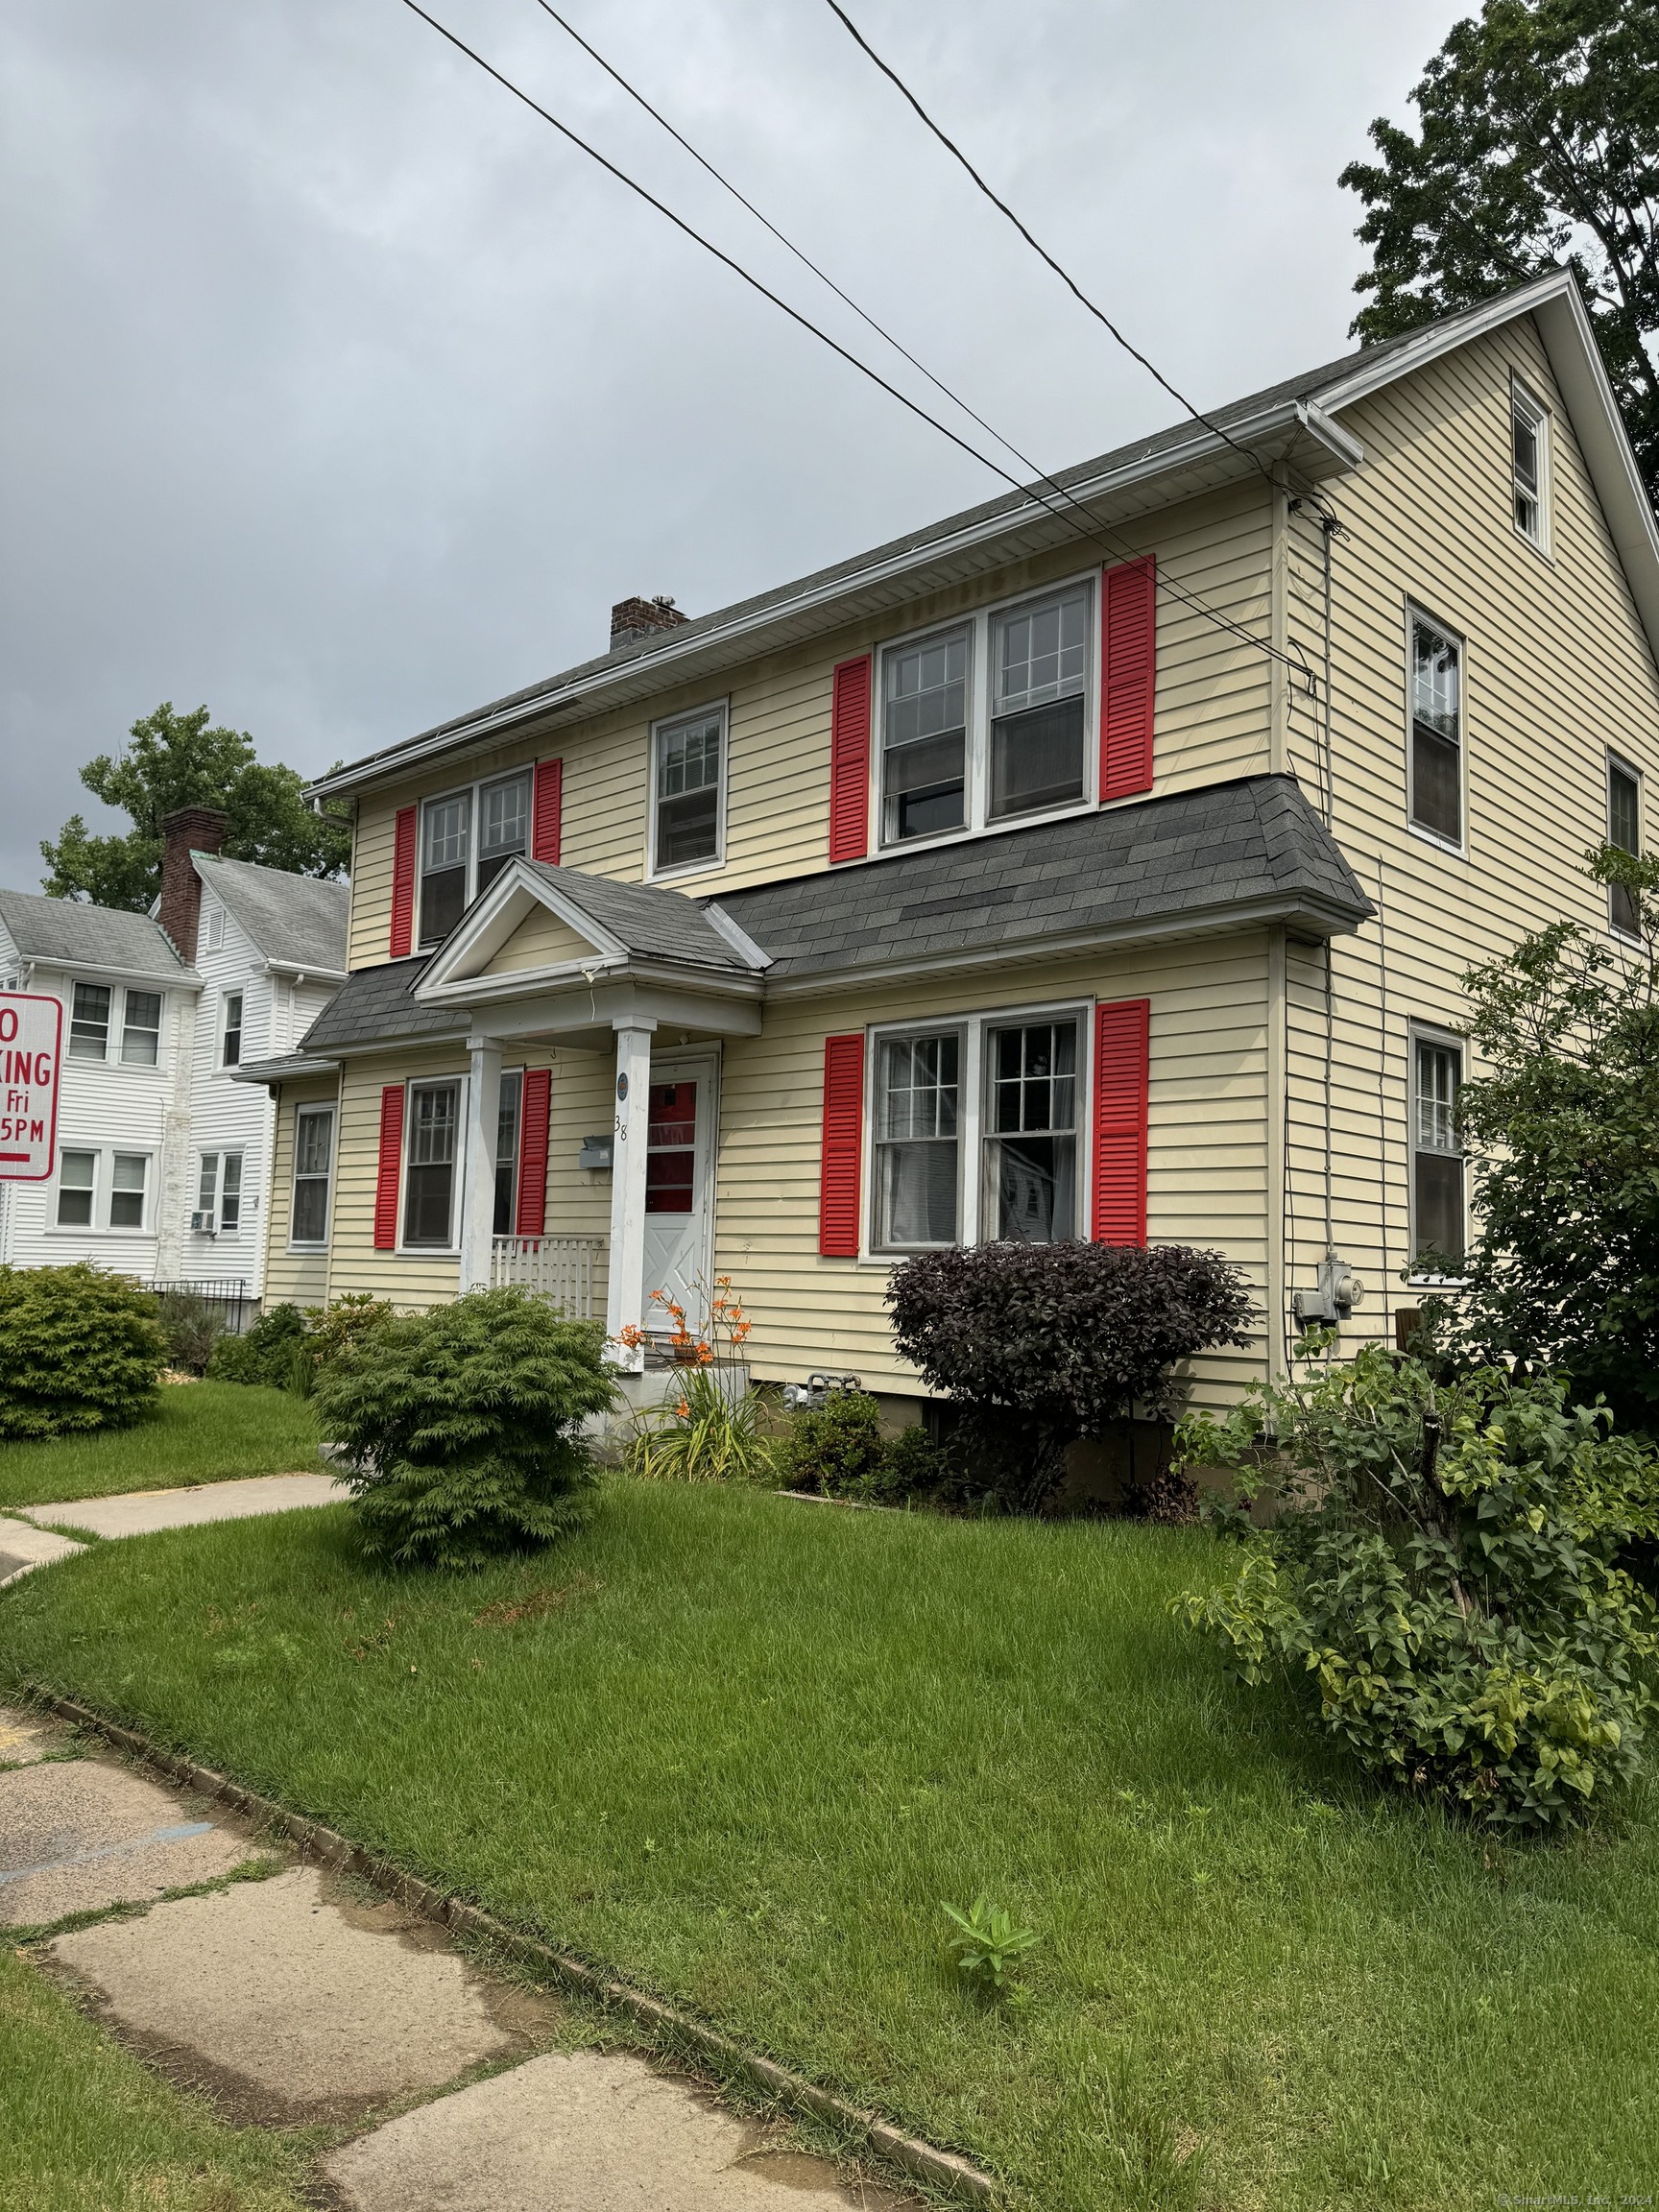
[1100,556,1156,801]
[1092,998,1149,1247]
[818,1033,865,1257]
[829,656,872,863]
[517,1068,551,1237]
[532,757,563,864]
[373,1085,405,1250]
[390,806,418,958]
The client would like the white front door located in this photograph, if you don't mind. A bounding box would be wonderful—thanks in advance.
[639,1052,717,1332]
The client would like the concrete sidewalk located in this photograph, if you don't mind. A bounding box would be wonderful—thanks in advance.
[22,1470,349,1540]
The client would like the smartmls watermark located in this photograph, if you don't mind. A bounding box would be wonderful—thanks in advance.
[1494,2196,1653,2207]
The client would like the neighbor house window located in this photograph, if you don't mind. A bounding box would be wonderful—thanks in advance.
[882,628,969,844]
[291,1105,334,1246]
[874,1031,961,1249]
[1411,1035,1463,1268]
[108,1153,148,1231]
[120,989,160,1067]
[403,1079,461,1247]
[477,773,530,894]
[493,1070,522,1236]
[221,992,243,1068]
[989,588,1089,821]
[69,982,110,1060]
[983,1019,1078,1241]
[652,707,724,871]
[1409,614,1463,847]
[196,1152,243,1233]
[1609,756,1642,937]
[420,792,471,947]
[57,1150,95,1226]
[1512,381,1549,549]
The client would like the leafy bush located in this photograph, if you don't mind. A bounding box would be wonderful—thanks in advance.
[313,1286,615,1569]
[0,1264,166,1438]
[300,1294,394,1381]
[208,1304,307,1389]
[153,1289,225,1375]
[778,1393,964,1506]
[1177,1345,1659,1832]
[627,1370,772,1483]
[887,1243,1254,1512]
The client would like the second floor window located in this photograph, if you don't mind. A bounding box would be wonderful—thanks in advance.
[653,709,723,871]
[221,992,243,1068]
[882,630,969,844]
[1512,381,1549,549]
[70,982,110,1060]
[421,793,470,946]
[120,990,160,1066]
[478,773,529,894]
[989,589,1089,821]
[1409,614,1462,848]
[1609,756,1642,938]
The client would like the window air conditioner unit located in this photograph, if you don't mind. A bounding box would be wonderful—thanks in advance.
[190,1211,216,1235]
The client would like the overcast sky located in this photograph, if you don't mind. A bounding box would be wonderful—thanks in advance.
[1,0,1459,893]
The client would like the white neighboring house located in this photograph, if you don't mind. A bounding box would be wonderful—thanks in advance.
[0,808,348,1315]
[182,854,348,1304]
[0,893,199,1284]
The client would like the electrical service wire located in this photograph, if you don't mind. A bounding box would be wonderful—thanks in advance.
[397,0,1317,685]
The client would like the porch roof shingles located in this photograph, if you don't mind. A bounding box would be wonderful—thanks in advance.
[709,774,1370,980]
[299,954,463,1054]
[520,862,755,972]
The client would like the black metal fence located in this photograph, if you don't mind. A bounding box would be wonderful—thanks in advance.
[142,1278,252,1336]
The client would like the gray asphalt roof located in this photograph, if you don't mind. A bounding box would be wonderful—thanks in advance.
[299,956,465,1053]
[0,889,192,977]
[710,775,1372,980]
[197,854,349,973]
[521,861,754,971]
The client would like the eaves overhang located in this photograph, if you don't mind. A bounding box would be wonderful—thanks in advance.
[230,1053,341,1086]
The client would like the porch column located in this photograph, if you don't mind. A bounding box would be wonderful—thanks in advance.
[459,1037,503,1292]
[605,1019,655,1369]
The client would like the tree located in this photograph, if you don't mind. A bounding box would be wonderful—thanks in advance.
[1442,844,1659,1430]
[40,702,349,910]
[1339,0,1659,505]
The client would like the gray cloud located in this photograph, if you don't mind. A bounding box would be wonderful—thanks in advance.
[0,0,1457,888]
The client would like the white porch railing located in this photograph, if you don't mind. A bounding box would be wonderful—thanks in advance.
[491,1235,608,1319]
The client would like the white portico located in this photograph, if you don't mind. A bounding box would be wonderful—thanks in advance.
[412,856,768,1369]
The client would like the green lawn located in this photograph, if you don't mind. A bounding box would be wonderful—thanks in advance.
[0,1946,304,2211]
[0,1383,325,1511]
[2,1480,1654,2211]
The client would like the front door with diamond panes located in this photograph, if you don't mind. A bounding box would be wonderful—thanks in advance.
[639,1054,717,1330]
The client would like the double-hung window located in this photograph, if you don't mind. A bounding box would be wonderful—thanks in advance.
[121,990,161,1066]
[989,589,1089,820]
[1609,756,1642,938]
[1411,1033,1464,1268]
[221,992,243,1069]
[57,1150,95,1226]
[69,982,110,1060]
[1409,613,1462,847]
[109,1153,148,1230]
[291,1105,335,1246]
[404,1079,461,1247]
[1512,381,1550,549]
[652,708,724,872]
[478,773,529,893]
[54,1148,150,1231]
[196,1152,243,1233]
[493,1070,522,1236]
[420,772,531,945]
[874,1032,961,1248]
[983,1019,1079,1241]
[882,630,970,844]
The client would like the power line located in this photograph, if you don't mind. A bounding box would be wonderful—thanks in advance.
[399,0,1309,678]
[821,0,1274,485]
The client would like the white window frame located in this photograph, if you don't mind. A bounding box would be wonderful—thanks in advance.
[417,767,534,949]
[647,699,729,880]
[1510,376,1551,556]
[68,980,113,1062]
[1405,603,1468,858]
[398,1074,468,1255]
[54,1146,100,1231]
[119,987,163,1068]
[195,1149,246,1236]
[51,1145,155,1236]
[204,903,225,952]
[862,997,1094,1261]
[289,1103,336,1251]
[1608,750,1643,943]
[873,572,1099,858]
[1407,1021,1466,1285]
[220,989,244,1070]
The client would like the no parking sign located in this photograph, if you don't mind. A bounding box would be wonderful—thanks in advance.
[0,993,62,1180]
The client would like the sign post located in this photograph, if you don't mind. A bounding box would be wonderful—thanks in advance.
[0,993,62,1181]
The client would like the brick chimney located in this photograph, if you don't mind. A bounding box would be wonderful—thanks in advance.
[610,594,688,651]
[157,805,228,964]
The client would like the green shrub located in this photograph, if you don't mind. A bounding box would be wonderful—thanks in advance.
[1176,1344,1659,1832]
[300,1294,394,1383]
[153,1289,225,1375]
[312,1286,616,1569]
[627,1369,772,1483]
[779,1395,961,1506]
[208,1304,307,1389]
[0,1264,165,1438]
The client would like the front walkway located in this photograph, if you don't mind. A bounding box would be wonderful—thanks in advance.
[0,1469,349,1583]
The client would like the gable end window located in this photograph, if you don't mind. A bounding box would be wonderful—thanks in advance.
[652,708,724,873]
[1609,756,1642,938]
[1411,1032,1464,1270]
[1511,380,1550,550]
[1408,613,1463,848]
[221,992,243,1068]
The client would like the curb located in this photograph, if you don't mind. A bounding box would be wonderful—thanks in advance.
[37,1692,997,2206]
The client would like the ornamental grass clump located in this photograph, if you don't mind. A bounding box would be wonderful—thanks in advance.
[0,1263,166,1438]
[313,1286,615,1569]
[1176,1344,1659,1833]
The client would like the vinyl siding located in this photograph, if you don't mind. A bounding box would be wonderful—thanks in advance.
[324,1048,469,1309]
[262,1075,338,1310]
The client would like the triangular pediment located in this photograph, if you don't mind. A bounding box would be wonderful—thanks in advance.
[484,904,603,976]
[414,859,627,998]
